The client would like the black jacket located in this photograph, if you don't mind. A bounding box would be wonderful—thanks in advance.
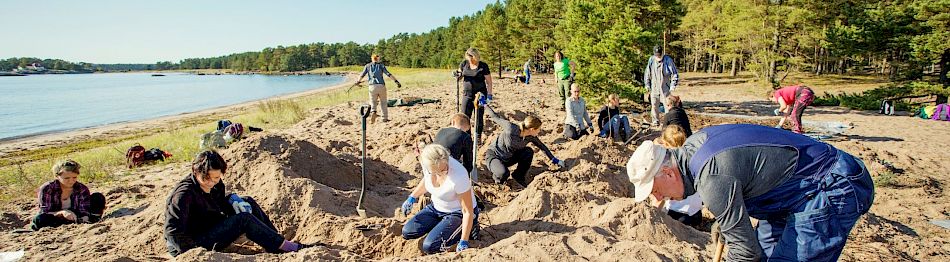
[435,127,474,172]
[164,174,233,256]
[663,106,693,137]
[596,105,622,132]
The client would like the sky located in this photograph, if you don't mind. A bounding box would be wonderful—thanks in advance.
[0,0,496,64]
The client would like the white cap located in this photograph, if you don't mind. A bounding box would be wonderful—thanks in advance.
[626,141,667,202]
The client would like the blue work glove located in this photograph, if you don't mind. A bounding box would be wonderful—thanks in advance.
[552,158,565,169]
[773,108,782,116]
[477,96,488,107]
[228,194,253,214]
[486,94,493,103]
[401,196,418,216]
[395,80,402,88]
[456,240,470,252]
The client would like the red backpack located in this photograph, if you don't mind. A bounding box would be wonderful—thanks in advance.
[126,144,146,168]
[224,123,244,140]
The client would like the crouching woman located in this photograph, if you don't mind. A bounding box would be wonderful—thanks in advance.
[400,144,479,254]
[164,150,309,257]
[31,160,106,231]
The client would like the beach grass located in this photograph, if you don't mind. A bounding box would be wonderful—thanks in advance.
[0,67,451,203]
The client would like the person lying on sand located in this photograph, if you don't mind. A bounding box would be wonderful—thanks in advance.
[596,93,633,141]
[400,144,480,254]
[482,104,564,187]
[563,83,594,140]
[31,160,106,231]
[164,151,311,257]
[434,114,474,173]
[651,125,702,227]
[628,124,874,261]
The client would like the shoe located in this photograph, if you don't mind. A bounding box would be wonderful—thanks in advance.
[370,114,378,124]
[382,118,390,122]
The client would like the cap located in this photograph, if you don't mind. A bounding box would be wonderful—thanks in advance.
[626,140,667,202]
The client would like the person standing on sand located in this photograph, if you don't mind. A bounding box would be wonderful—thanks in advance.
[356,54,401,123]
[483,104,564,187]
[164,151,311,257]
[553,51,577,109]
[769,84,815,134]
[643,45,679,126]
[31,160,106,231]
[627,124,874,261]
[563,83,593,140]
[523,59,532,85]
[455,48,494,142]
[435,114,475,173]
[401,144,479,254]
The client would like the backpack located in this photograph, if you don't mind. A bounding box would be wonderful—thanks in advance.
[223,123,244,141]
[217,120,233,132]
[932,104,950,121]
[143,148,166,161]
[918,105,936,119]
[200,131,227,150]
[879,100,894,115]
[125,144,146,168]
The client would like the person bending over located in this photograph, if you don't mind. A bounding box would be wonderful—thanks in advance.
[434,114,475,173]
[483,104,564,187]
[770,84,815,134]
[31,160,106,231]
[164,150,311,257]
[401,144,479,254]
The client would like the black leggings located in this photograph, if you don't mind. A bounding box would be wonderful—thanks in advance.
[667,210,702,227]
[31,192,106,231]
[486,148,534,187]
[563,125,589,140]
[460,82,487,141]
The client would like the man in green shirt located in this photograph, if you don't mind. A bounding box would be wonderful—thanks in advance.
[553,51,577,110]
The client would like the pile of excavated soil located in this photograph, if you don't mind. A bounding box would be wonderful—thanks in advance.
[1,74,947,261]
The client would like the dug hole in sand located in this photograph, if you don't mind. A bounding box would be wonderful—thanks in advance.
[1,75,941,261]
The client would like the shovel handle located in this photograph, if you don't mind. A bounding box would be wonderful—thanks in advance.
[359,104,372,119]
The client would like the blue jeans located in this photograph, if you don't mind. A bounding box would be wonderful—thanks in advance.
[402,204,479,254]
[598,115,632,141]
[173,197,284,255]
[525,69,531,84]
[755,151,874,261]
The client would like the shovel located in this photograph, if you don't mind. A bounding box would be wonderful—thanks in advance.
[357,104,372,218]
[471,93,481,183]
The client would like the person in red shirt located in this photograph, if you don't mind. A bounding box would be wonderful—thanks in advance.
[769,84,815,134]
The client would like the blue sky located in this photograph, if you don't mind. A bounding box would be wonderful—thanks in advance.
[0,0,496,64]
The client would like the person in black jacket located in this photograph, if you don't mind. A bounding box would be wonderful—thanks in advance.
[596,94,633,141]
[434,113,474,173]
[164,151,310,257]
[661,95,692,137]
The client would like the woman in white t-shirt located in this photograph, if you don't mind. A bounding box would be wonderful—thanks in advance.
[400,144,479,254]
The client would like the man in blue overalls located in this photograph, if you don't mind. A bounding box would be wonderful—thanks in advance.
[626,124,874,261]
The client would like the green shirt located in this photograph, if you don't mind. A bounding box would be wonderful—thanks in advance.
[554,58,571,80]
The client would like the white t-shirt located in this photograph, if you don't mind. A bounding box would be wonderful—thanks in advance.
[663,194,703,216]
[423,157,476,213]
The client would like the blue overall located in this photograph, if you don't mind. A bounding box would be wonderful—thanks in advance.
[688,124,874,261]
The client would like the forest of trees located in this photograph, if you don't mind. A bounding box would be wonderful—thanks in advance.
[6,0,947,102]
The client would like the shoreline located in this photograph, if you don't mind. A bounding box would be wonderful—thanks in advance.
[0,73,357,156]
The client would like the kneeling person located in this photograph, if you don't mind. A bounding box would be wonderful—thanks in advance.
[164,151,309,257]
[434,114,474,173]
[31,160,106,231]
[401,144,478,254]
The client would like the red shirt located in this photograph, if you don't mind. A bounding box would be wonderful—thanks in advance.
[774,85,802,105]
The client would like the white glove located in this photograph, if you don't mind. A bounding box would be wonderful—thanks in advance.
[773,109,782,116]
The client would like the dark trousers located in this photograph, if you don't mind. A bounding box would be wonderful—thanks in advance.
[460,81,487,141]
[486,148,534,187]
[402,204,480,254]
[563,124,589,140]
[667,210,702,227]
[31,192,106,231]
[194,197,284,253]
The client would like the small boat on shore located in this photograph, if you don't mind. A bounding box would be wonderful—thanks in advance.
[151,74,166,77]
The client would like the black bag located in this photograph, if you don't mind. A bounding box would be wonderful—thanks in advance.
[143,148,166,161]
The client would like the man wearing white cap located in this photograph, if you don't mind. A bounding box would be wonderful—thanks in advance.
[626,124,874,262]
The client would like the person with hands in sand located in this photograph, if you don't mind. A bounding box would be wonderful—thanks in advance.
[483,102,564,187]
[627,124,874,262]
[401,144,479,254]
[563,83,594,140]
[769,84,815,134]
[31,160,106,231]
[164,150,312,257]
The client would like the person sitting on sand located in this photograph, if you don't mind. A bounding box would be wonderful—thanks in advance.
[627,124,873,261]
[596,93,633,141]
[483,104,564,187]
[652,125,702,227]
[662,95,692,137]
[434,114,474,173]
[31,160,106,231]
[769,84,815,134]
[563,83,594,140]
[164,150,311,257]
[401,144,479,254]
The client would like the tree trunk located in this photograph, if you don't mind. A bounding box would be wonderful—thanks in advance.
[940,49,949,87]
[731,57,738,76]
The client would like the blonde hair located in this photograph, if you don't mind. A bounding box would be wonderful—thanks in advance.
[465,48,481,61]
[656,125,687,148]
[450,113,471,129]
[419,144,451,173]
[520,115,543,131]
[52,159,81,176]
[608,93,619,101]
[372,54,380,61]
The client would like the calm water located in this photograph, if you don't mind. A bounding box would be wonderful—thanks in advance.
[0,73,344,140]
